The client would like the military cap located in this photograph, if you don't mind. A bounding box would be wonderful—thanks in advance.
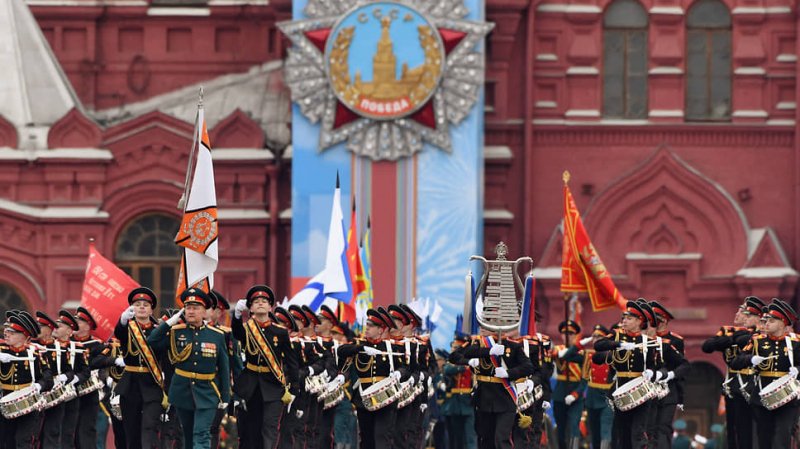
[212,290,230,311]
[638,302,658,329]
[319,305,339,324]
[5,313,34,337]
[742,296,766,316]
[623,300,648,328]
[272,307,298,332]
[649,300,674,322]
[35,311,57,331]
[434,348,450,360]
[181,288,212,309]
[558,320,581,335]
[301,305,321,326]
[207,290,218,309]
[17,312,39,338]
[376,307,397,329]
[773,298,797,323]
[57,310,79,331]
[128,287,158,308]
[400,304,422,328]
[288,305,310,328]
[366,309,393,329]
[246,285,276,308]
[767,299,797,326]
[76,306,98,330]
[591,324,610,336]
[388,305,410,326]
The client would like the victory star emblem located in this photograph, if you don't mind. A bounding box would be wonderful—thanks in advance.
[279,0,494,160]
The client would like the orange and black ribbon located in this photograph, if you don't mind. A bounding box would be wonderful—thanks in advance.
[129,320,165,389]
[246,319,285,385]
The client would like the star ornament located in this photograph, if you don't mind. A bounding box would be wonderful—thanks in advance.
[279,0,494,160]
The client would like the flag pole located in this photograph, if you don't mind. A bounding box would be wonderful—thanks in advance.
[177,87,204,211]
[562,170,571,346]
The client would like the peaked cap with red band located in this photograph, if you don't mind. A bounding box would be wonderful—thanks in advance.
[5,314,33,337]
[649,300,674,322]
[366,309,393,329]
[319,305,339,325]
[17,311,39,338]
[288,305,310,327]
[301,305,321,326]
[376,307,397,329]
[623,300,648,327]
[181,288,212,309]
[742,296,767,316]
[400,304,422,328]
[36,311,57,331]
[637,301,658,328]
[387,305,410,326]
[76,306,98,330]
[272,307,298,332]
[57,310,79,331]
[769,299,797,326]
[246,284,275,308]
[128,287,158,308]
[212,290,230,311]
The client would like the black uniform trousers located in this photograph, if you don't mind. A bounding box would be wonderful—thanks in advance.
[475,410,516,449]
[727,393,754,449]
[61,397,80,448]
[76,392,99,449]
[39,402,64,449]
[611,400,652,449]
[0,411,41,449]
[121,385,162,449]
[395,401,417,449]
[209,408,225,449]
[110,414,127,449]
[243,386,285,449]
[753,400,800,449]
[529,397,546,449]
[357,403,397,449]
[158,406,184,449]
[651,399,678,449]
[511,405,535,449]
[317,405,336,449]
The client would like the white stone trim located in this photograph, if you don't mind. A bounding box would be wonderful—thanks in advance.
[535,101,557,109]
[0,148,113,161]
[535,53,558,62]
[0,199,108,219]
[649,67,683,75]
[211,149,275,161]
[279,208,292,219]
[532,119,566,125]
[734,67,766,75]
[484,146,513,160]
[536,4,602,13]
[649,110,684,118]
[649,6,684,14]
[566,66,599,75]
[732,110,768,118]
[777,102,796,110]
[218,209,270,220]
[777,54,797,63]
[626,252,702,260]
[766,119,795,126]
[736,267,799,278]
[147,7,211,16]
[484,209,514,220]
[732,6,792,14]
[565,109,601,118]
[531,267,562,279]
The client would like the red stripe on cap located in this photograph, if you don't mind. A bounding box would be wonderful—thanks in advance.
[626,308,644,320]
[133,293,151,302]
[37,317,54,329]
[389,310,407,323]
[8,323,28,335]
[769,310,790,326]
[368,315,386,327]
[250,291,269,299]
[746,306,761,315]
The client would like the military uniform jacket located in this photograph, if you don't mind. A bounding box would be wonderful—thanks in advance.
[231,316,299,401]
[73,334,115,372]
[462,336,536,413]
[441,362,472,416]
[114,318,165,403]
[148,322,231,409]
[553,344,586,403]
[657,330,688,403]
[702,326,753,394]
[34,338,81,384]
[731,332,800,401]
[337,337,412,409]
[0,342,54,393]
[594,329,659,389]
[567,342,611,409]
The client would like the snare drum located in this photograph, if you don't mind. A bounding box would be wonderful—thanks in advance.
[360,377,400,411]
[612,377,655,411]
[320,384,345,410]
[305,373,329,395]
[0,386,42,419]
[76,373,103,397]
[654,382,670,400]
[40,382,75,410]
[516,382,534,411]
[110,393,122,420]
[396,379,416,409]
[759,375,800,410]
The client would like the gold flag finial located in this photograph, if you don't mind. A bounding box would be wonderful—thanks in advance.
[562,170,571,184]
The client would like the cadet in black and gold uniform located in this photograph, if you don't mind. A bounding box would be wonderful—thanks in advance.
[649,301,687,449]
[551,320,585,449]
[231,284,299,449]
[731,299,800,449]
[207,290,243,449]
[0,311,54,449]
[114,287,166,449]
[702,295,765,449]
[55,309,90,449]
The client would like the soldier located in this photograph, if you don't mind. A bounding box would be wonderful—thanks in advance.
[206,290,243,449]
[103,335,127,449]
[552,320,586,449]
[231,284,299,449]
[73,306,114,449]
[731,299,800,449]
[462,326,536,449]
[702,295,765,449]
[443,330,476,449]
[571,324,613,449]
[315,304,345,449]
[384,304,423,449]
[649,301,686,449]
[148,288,231,449]
[157,308,184,449]
[510,329,541,449]
[114,287,166,449]
[0,311,54,449]
[531,320,553,449]
[55,309,89,449]
[330,323,358,449]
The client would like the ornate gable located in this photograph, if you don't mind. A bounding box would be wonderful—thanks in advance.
[210,109,265,149]
[47,108,102,148]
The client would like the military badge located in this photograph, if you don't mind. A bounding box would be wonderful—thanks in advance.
[279,0,493,160]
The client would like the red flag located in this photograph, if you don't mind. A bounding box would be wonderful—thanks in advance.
[80,242,140,341]
[561,171,627,311]
[342,201,365,323]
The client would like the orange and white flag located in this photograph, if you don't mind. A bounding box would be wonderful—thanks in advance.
[175,108,218,303]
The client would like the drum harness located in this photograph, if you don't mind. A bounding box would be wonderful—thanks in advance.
[756,335,796,392]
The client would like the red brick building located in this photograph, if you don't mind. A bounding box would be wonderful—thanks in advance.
[5,0,799,430]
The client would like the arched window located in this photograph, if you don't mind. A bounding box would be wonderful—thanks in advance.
[116,214,181,310]
[603,0,648,119]
[686,0,731,120]
[0,284,28,316]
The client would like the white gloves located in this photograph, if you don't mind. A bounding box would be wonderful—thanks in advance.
[218,402,228,410]
[419,403,428,413]
[468,358,480,368]
[234,299,248,319]
[334,374,346,386]
[166,309,184,326]
[542,401,551,410]
[57,373,69,384]
[580,336,593,346]
[438,382,447,392]
[489,344,505,356]
[296,410,304,418]
[643,369,654,381]
[751,355,767,366]
[363,346,382,356]
[494,367,508,378]
[664,371,675,382]
[525,379,535,393]
[419,372,426,383]
[791,367,799,378]
[33,383,42,393]
[120,306,135,325]
[307,367,315,377]
[655,370,663,382]
[390,371,402,381]
[677,404,684,411]
[106,377,114,388]
[557,348,568,358]
[619,342,637,351]
[114,357,125,368]
[564,395,576,406]
[70,377,79,386]
[0,353,13,363]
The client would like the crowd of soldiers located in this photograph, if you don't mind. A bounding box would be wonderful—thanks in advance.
[1,285,799,449]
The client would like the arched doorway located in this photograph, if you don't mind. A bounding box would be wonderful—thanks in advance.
[115,213,181,311]
[676,361,725,437]
[0,283,28,316]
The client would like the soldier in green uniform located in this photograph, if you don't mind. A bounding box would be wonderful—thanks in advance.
[552,320,586,449]
[444,329,477,449]
[148,288,231,449]
[569,324,613,449]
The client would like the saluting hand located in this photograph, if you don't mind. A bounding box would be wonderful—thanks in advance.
[120,306,135,325]
[234,300,248,319]
[166,309,184,326]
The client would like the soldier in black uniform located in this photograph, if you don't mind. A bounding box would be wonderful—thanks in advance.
[55,309,89,449]
[0,311,54,449]
[315,304,345,449]
[73,306,114,449]
[648,300,686,449]
[511,328,542,449]
[462,326,536,449]
[114,287,166,449]
[207,290,243,449]
[103,335,127,449]
[702,295,765,449]
[731,299,800,449]
[231,284,300,449]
